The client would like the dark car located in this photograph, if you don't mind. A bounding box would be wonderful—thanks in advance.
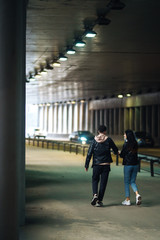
[134,131,154,147]
[69,131,95,144]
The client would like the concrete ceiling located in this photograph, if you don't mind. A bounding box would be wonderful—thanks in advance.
[26,0,160,104]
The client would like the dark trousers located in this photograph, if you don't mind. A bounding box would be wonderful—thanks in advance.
[92,165,110,201]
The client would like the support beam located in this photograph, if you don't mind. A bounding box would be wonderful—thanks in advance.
[0,0,26,239]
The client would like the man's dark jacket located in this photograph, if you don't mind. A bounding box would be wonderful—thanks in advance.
[85,137,118,169]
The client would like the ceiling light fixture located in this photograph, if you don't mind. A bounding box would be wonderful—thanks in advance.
[40,67,48,75]
[45,62,53,70]
[126,93,131,97]
[27,73,36,82]
[118,94,123,98]
[53,61,61,67]
[109,0,126,10]
[96,16,111,25]
[34,69,41,79]
[74,39,86,47]
[59,54,68,61]
[84,29,97,38]
[66,47,76,55]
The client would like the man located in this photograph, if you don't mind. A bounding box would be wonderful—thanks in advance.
[85,125,118,207]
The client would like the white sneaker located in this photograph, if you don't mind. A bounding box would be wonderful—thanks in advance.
[122,199,131,206]
[91,194,98,206]
[136,194,142,205]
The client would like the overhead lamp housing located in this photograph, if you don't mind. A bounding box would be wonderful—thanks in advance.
[28,73,35,82]
[45,62,53,70]
[53,61,61,67]
[97,16,111,25]
[74,40,86,47]
[118,94,123,99]
[84,29,97,38]
[59,54,68,61]
[66,47,76,55]
[110,0,125,10]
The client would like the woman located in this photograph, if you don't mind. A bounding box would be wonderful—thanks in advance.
[120,129,142,206]
[85,125,118,207]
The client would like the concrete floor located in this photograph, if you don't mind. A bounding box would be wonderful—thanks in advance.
[20,146,160,240]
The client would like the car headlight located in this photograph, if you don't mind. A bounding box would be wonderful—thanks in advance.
[80,137,87,141]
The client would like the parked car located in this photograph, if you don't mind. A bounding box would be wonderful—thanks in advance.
[27,128,46,139]
[69,131,95,144]
[33,128,46,139]
[134,131,154,147]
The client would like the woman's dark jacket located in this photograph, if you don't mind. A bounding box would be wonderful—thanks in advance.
[120,141,139,165]
[85,137,118,169]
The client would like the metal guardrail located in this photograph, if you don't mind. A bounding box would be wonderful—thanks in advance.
[26,138,160,177]
[138,154,160,177]
[26,137,89,156]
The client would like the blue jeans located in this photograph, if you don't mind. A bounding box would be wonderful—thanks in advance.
[124,165,138,198]
[92,165,110,201]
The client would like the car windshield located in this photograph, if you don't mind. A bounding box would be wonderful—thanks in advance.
[135,132,149,138]
[78,131,93,136]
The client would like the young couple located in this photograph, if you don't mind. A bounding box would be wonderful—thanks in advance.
[85,125,142,207]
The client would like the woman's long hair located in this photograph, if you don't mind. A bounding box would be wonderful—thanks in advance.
[125,129,138,152]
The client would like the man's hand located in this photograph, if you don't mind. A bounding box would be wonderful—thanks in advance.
[85,168,88,172]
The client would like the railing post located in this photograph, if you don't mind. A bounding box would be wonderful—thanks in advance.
[70,144,72,153]
[150,160,154,177]
[76,145,78,155]
[138,158,141,172]
[116,153,119,166]
[83,146,85,156]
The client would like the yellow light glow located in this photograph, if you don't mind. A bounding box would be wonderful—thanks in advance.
[118,94,123,98]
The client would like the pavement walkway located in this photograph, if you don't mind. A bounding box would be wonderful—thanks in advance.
[20,146,160,240]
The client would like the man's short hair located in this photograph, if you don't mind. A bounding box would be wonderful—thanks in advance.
[98,125,107,133]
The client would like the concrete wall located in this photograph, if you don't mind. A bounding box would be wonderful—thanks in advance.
[36,92,160,146]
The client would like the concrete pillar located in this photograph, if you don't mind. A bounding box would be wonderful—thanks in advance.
[114,108,119,135]
[68,103,74,133]
[53,104,58,133]
[124,108,129,131]
[58,104,63,133]
[104,109,107,126]
[119,108,124,135]
[74,102,79,131]
[146,106,152,134]
[129,108,134,130]
[100,109,103,125]
[63,103,68,134]
[105,109,109,134]
[109,109,113,135]
[135,107,140,131]
[90,109,94,133]
[48,104,53,133]
[140,106,146,132]
[151,105,156,137]
[0,0,26,238]
[94,110,99,132]
[85,101,89,130]
[79,101,85,130]
[44,105,48,132]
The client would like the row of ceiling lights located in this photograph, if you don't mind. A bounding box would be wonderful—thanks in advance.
[26,0,125,83]
[27,29,98,82]
[37,99,85,107]
[37,93,133,107]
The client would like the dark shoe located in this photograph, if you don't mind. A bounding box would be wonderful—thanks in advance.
[96,201,103,207]
[91,194,98,206]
